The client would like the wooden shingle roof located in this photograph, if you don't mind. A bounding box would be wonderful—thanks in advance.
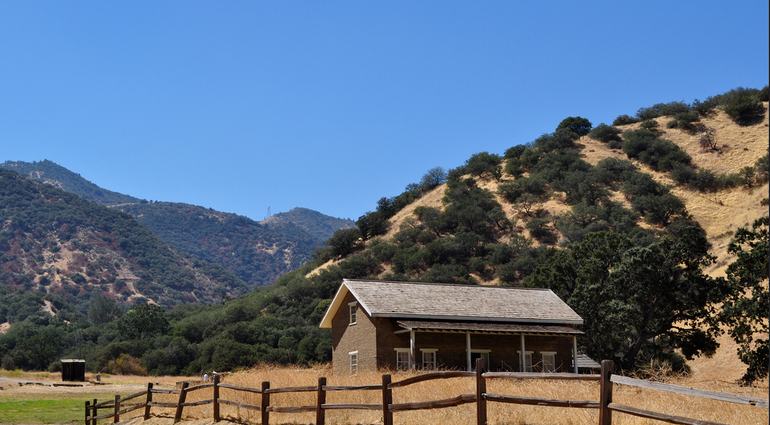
[319,279,583,328]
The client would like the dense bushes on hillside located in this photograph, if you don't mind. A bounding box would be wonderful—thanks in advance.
[589,124,622,148]
[721,89,766,125]
[612,86,767,126]
[666,111,703,132]
[612,114,639,126]
[464,152,502,180]
[622,129,692,172]
[556,116,592,136]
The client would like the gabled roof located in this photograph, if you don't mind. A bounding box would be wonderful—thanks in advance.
[319,279,583,328]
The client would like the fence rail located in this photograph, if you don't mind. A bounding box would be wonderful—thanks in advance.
[84,359,765,425]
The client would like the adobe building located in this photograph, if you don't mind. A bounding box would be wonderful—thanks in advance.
[320,279,587,375]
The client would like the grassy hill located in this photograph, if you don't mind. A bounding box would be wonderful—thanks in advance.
[0,160,354,288]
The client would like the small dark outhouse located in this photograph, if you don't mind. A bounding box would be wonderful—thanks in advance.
[61,359,86,382]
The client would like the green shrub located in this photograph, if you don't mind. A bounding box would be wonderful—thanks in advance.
[722,89,765,125]
[325,228,362,258]
[666,111,702,132]
[589,124,622,147]
[465,152,502,179]
[503,146,528,177]
[622,130,691,172]
[532,129,579,151]
[556,116,592,136]
[498,176,548,204]
[638,119,661,134]
[526,217,558,244]
[691,98,720,117]
[636,101,690,120]
[759,86,769,102]
[613,114,639,126]
[504,145,527,160]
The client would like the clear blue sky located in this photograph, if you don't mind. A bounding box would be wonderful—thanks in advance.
[1,1,767,220]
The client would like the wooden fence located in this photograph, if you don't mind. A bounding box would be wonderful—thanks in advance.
[84,359,767,425]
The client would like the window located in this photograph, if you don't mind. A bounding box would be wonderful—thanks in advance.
[395,348,410,370]
[541,352,557,373]
[421,349,437,370]
[470,350,491,370]
[349,351,358,374]
[348,302,357,325]
[517,350,533,372]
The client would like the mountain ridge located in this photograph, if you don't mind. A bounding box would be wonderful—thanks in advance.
[0,160,355,288]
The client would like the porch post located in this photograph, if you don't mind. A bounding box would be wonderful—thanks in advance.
[465,332,472,372]
[572,336,579,373]
[520,334,526,372]
[409,330,416,370]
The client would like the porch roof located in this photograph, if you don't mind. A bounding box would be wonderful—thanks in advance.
[396,320,583,335]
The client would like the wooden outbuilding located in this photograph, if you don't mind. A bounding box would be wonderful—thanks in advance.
[320,279,585,375]
[60,359,86,382]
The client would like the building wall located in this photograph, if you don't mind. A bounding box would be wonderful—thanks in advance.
[331,293,577,374]
[330,291,378,375]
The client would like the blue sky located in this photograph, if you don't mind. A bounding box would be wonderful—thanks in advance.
[1,1,767,220]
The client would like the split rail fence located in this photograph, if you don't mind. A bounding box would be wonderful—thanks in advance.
[84,359,767,425]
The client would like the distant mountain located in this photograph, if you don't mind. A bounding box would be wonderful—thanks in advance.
[263,207,356,242]
[0,160,355,288]
[0,169,246,321]
[0,160,139,206]
[116,202,354,286]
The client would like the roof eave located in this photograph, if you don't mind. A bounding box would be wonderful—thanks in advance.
[319,279,375,328]
[372,312,583,326]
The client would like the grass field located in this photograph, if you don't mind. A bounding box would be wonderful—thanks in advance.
[0,394,103,424]
[1,351,767,425]
[137,364,767,425]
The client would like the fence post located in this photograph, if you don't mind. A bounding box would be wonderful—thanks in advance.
[85,400,90,425]
[261,381,270,425]
[174,382,189,423]
[599,360,613,425]
[213,374,221,422]
[144,383,153,420]
[382,374,393,425]
[476,357,487,425]
[91,398,97,425]
[113,394,121,423]
[316,377,326,425]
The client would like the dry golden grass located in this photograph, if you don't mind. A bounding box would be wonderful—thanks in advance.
[384,184,447,239]
[122,364,768,425]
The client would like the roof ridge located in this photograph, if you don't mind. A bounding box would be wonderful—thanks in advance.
[342,278,551,291]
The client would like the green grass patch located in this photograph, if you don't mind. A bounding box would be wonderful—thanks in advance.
[0,394,108,424]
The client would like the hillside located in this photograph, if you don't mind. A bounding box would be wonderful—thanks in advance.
[0,170,245,322]
[0,87,766,378]
[153,87,767,374]
[116,203,353,286]
[0,160,139,206]
[0,160,354,287]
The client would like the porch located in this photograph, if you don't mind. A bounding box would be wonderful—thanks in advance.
[389,320,583,373]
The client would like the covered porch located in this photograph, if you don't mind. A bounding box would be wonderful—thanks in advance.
[393,320,583,373]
